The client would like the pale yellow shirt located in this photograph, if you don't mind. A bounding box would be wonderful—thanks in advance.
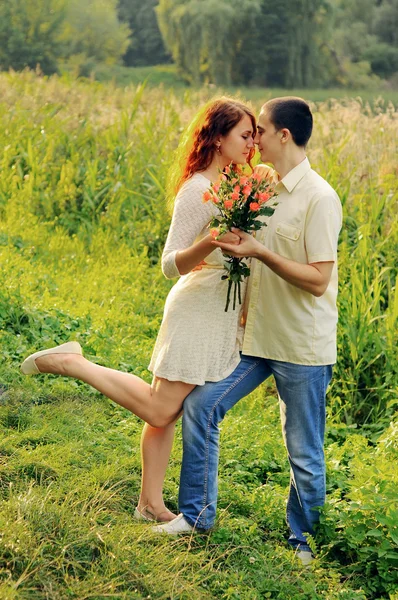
[243,158,342,365]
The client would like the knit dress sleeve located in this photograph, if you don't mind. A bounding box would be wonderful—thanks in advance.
[161,175,215,279]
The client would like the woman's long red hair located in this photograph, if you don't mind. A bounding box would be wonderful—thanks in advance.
[166,97,256,207]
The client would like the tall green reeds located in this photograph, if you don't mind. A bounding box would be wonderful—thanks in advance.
[0,72,397,599]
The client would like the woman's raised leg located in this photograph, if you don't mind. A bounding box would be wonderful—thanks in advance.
[137,421,179,522]
[34,353,195,427]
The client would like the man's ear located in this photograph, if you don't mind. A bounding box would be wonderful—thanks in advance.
[279,128,291,143]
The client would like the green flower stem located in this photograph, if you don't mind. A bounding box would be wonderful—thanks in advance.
[225,279,233,312]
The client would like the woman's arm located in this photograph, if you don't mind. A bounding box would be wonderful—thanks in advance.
[162,177,237,279]
[175,231,239,275]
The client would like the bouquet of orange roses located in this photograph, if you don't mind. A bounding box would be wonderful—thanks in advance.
[203,165,277,311]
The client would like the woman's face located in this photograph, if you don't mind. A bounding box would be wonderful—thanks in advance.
[219,114,255,165]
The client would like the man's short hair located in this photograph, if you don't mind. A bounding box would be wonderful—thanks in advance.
[263,97,313,147]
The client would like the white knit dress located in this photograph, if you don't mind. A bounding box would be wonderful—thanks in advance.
[148,173,246,385]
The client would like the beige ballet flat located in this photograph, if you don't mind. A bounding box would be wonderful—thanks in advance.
[20,341,82,375]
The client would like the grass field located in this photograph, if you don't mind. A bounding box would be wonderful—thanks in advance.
[90,63,398,107]
[0,71,397,599]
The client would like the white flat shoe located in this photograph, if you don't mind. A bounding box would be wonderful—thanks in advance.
[297,550,314,566]
[21,341,82,375]
[151,513,193,535]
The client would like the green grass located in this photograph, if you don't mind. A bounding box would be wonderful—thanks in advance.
[0,71,397,598]
[89,63,398,107]
[91,63,188,88]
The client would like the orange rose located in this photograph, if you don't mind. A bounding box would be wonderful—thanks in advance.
[203,190,213,203]
[210,227,220,238]
[249,202,260,211]
[240,176,249,185]
[258,192,270,204]
[231,192,239,201]
[213,182,220,193]
[243,185,252,196]
[224,200,233,209]
[233,185,241,193]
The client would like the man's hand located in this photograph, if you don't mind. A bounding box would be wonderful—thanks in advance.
[212,228,262,258]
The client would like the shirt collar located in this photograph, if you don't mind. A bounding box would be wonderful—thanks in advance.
[278,157,311,193]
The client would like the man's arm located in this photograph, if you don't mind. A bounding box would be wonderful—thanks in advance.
[213,228,334,297]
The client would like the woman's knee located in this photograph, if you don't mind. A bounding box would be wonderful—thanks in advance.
[146,413,178,428]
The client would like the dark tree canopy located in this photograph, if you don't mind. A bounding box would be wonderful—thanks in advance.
[0,0,396,86]
[118,0,170,66]
[156,0,398,87]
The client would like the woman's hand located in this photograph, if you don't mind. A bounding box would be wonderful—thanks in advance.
[217,231,240,245]
[191,231,240,271]
[213,228,262,258]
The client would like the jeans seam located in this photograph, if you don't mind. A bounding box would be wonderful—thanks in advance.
[317,366,327,499]
[287,366,328,546]
[200,358,263,526]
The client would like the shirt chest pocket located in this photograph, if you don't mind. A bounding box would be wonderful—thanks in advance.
[275,221,302,241]
[273,221,303,260]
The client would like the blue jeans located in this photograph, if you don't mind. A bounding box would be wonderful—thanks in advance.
[179,355,333,552]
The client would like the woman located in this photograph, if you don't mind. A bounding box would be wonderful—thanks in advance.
[21,97,257,522]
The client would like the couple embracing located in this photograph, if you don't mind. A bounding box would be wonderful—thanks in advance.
[21,96,342,565]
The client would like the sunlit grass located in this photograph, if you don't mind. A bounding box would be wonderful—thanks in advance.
[0,71,397,598]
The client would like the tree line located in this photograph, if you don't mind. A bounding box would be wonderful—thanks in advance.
[157,0,398,87]
[0,0,397,88]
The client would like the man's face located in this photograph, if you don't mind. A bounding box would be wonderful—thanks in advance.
[254,110,281,164]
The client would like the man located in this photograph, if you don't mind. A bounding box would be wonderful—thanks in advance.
[153,97,342,565]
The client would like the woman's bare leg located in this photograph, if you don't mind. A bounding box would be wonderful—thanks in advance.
[35,354,195,427]
[137,421,179,521]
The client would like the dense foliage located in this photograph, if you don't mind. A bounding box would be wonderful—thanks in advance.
[0,73,397,598]
[158,0,398,87]
[118,0,170,67]
[0,0,397,89]
[0,0,130,76]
